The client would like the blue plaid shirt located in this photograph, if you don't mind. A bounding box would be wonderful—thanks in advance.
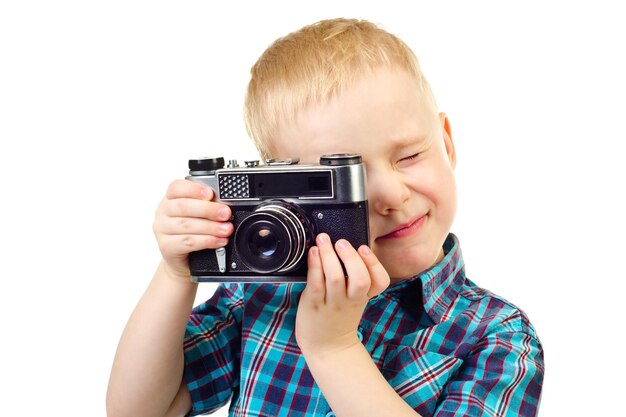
[183,233,544,416]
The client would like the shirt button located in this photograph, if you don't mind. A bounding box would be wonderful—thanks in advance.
[357,329,363,342]
[325,412,336,417]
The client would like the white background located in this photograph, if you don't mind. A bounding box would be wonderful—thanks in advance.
[1,1,624,416]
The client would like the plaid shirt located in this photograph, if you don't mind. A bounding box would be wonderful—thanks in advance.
[183,233,544,417]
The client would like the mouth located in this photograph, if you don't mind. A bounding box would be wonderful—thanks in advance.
[376,214,427,241]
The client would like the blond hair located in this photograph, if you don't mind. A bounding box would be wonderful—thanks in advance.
[244,18,437,160]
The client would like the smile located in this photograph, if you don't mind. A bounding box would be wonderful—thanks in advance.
[377,214,427,240]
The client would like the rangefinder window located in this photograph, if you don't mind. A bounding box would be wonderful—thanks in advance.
[252,172,332,198]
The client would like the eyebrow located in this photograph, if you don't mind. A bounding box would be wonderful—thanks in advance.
[389,135,427,149]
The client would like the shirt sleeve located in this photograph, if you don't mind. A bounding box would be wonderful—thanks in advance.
[434,330,544,417]
[183,283,245,416]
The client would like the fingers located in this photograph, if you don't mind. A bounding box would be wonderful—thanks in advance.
[334,239,371,300]
[158,233,230,258]
[161,197,231,221]
[153,179,234,269]
[163,179,232,220]
[158,215,233,237]
[166,179,213,200]
[309,233,391,304]
[357,245,391,299]
[303,246,325,305]
[315,234,347,304]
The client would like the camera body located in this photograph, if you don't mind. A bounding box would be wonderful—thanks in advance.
[186,154,369,283]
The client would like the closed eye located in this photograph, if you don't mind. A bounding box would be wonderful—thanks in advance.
[399,153,420,163]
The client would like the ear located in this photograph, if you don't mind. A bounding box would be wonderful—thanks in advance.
[439,112,456,169]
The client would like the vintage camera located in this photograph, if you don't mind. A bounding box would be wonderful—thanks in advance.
[186,153,369,283]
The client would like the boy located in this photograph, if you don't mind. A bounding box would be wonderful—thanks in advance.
[107,18,544,417]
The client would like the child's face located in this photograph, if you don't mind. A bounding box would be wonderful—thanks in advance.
[272,68,457,282]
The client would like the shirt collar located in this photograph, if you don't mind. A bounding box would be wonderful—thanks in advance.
[381,233,466,324]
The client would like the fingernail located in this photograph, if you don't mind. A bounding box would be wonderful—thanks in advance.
[220,223,231,233]
[360,246,372,256]
[218,207,230,220]
[316,234,329,244]
[336,239,349,250]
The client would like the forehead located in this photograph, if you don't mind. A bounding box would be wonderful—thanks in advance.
[271,68,437,161]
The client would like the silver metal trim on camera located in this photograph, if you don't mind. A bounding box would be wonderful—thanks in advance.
[186,164,366,205]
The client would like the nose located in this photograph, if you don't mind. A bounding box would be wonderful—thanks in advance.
[369,169,410,215]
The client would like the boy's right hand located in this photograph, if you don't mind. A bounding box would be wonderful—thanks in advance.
[153,179,234,281]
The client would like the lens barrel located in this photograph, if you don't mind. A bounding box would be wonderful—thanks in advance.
[234,202,313,274]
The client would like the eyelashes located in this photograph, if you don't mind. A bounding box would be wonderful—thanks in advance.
[398,153,420,163]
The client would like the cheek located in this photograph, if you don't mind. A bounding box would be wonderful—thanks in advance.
[405,164,458,224]
[409,161,456,201]
[435,172,458,226]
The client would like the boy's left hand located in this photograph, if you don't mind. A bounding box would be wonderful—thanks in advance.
[295,233,390,358]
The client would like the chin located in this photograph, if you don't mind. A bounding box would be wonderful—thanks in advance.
[378,254,426,280]
[377,242,443,280]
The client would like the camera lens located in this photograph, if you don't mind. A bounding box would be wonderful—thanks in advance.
[251,226,278,257]
[235,202,314,274]
[235,216,291,273]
